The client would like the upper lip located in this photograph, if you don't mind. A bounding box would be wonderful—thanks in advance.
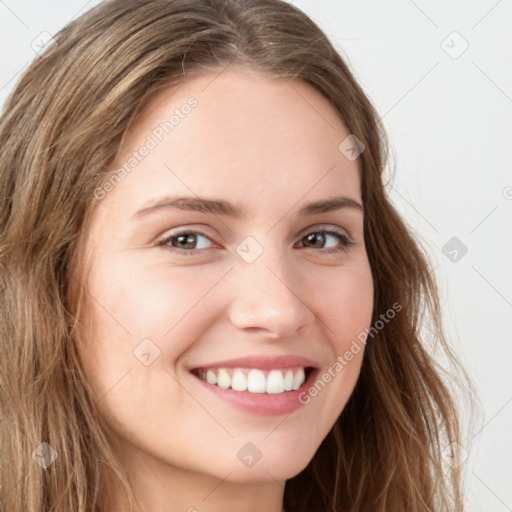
[190,355,319,371]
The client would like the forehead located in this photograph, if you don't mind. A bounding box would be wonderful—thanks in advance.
[105,67,361,216]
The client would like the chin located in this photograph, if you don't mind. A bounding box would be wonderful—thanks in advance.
[220,443,314,483]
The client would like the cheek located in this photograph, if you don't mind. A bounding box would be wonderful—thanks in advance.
[85,254,225,336]
[298,261,373,427]
[312,262,374,345]
[75,259,228,446]
[76,257,228,387]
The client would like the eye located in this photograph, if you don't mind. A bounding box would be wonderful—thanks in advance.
[157,230,214,254]
[295,228,354,254]
[156,226,355,256]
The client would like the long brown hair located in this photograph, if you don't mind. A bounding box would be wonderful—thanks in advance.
[0,0,472,510]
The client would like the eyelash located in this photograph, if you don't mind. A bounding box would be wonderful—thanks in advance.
[156,227,355,256]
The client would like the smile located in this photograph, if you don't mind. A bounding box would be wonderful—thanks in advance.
[189,355,318,415]
[194,367,309,394]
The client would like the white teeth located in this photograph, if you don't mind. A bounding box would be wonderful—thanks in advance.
[197,367,308,394]
[247,369,266,393]
[292,368,305,390]
[231,369,248,391]
[217,368,231,389]
[284,370,294,391]
[266,370,285,394]
[206,370,217,385]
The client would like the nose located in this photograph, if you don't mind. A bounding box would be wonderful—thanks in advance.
[227,251,315,339]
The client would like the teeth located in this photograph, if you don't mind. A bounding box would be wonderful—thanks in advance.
[196,367,307,394]
[292,368,305,391]
[284,369,293,391]
[217,369,231,389]
[247,369,266,393]
[231,370,248,391]
[206,370,217,385]
[266,370,284,394]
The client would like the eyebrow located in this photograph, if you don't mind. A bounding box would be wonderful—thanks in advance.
[133,195,363,219]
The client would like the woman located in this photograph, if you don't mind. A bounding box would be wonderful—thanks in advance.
[0,0,470,510]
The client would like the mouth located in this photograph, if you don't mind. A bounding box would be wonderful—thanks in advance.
[188,355,319,416]
[191,366,313,395]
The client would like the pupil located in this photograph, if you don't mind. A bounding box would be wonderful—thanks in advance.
[307,233,324,248]
[177,233,196,248]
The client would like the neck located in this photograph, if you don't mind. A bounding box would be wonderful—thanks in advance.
[102,445,286,512]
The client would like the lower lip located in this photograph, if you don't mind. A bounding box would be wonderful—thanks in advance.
[191,369,318,416]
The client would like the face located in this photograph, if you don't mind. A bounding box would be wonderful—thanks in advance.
[75,67,373,489]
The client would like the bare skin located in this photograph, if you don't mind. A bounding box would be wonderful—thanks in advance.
[75,66,373,512]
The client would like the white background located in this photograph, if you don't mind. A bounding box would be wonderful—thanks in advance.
[1,0,510,509]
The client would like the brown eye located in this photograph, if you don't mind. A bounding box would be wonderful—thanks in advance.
[172,233,198,249]
[302,232,326,249]
[158,231,214,253]
[296,229,354,254]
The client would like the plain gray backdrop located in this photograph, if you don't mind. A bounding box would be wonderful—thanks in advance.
[1,0,511,509]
